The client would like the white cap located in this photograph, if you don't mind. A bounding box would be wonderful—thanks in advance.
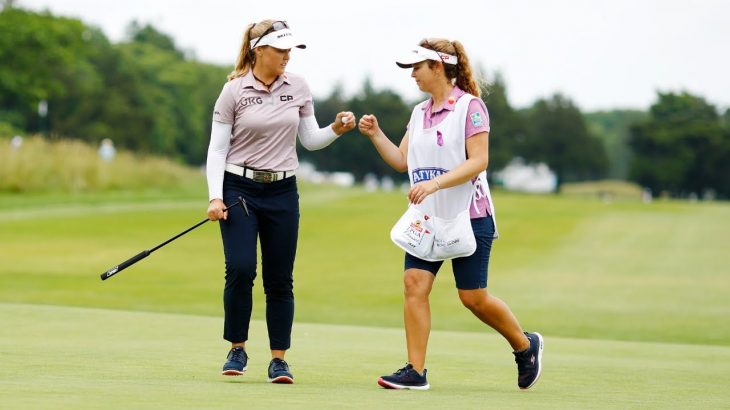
[250,28,306,50]
[396,46,458,68]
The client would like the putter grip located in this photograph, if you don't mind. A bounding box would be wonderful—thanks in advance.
[100,250,150,280]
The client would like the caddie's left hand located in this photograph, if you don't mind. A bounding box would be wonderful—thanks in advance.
[408,179,440,204]
[332,111,356,135]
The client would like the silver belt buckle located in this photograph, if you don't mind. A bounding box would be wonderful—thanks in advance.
[252,170,277,183]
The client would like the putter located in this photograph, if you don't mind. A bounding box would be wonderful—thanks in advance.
[100,196,247,281]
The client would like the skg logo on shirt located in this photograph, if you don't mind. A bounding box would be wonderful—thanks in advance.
[241,97,263,107]
[411,167,448,183]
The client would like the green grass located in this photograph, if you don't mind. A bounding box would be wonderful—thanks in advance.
[560,179,644,200]
[0,136,201,193]
[1,181,727,345]
[1,182,729,408]
[2,303,728,410]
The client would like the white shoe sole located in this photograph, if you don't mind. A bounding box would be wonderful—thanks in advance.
[268,375,294,384]
[221,365,248,376]
[378,377,430,390]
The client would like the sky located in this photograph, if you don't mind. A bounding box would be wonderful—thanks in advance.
[19,0,730,112]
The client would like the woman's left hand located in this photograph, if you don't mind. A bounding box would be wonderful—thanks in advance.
[408,179,440,204]
[332,111,356,135]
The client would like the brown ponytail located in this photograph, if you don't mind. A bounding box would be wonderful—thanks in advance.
[451,41,480,98]
[227,20,275,81]
[419,38,481,98]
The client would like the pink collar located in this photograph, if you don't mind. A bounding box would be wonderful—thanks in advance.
[422,86,465,114]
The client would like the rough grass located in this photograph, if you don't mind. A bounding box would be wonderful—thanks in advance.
[0,136,200,193]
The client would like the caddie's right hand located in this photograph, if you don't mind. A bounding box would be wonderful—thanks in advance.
[358,114,381,139]
[207,198,227,221]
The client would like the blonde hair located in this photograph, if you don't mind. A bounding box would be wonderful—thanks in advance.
[227,19,276,81]
[419,38,481,98]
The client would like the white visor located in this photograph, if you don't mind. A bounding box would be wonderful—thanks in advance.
[250,28,306,50]
[396,46,458,68]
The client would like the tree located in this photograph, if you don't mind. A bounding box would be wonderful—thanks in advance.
[46,26,110,141]
[628,91,729,198]
[0,8,228,163]
[523,94,608,187]
[584,110,647,180]
[301,78,412,181]
[0,8,100,132]
[480,72,528,175]
[1,0,17,11]
[126,21,183,59]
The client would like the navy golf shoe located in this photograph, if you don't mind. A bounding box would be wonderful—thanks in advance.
[378,363,430,390]
[513,332,544,389]
[221,346,248,376]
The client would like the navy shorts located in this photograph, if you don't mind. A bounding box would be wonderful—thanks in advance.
[404,216,495,290]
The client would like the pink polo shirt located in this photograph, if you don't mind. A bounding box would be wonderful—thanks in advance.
[410,86,492,218]
[421,87,490,137]
[213,70,314,171]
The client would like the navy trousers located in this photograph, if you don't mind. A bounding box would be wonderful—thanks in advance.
[219,172,299,350]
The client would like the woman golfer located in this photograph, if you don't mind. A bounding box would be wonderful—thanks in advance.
[358,38,543,390]
[206,19,355,383]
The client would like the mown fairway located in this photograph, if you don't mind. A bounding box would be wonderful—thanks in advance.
[1,181,729,408]
[1,303,729,409]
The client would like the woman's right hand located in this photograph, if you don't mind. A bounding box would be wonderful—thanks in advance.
[358,114,381,139]
[207,198,227,221]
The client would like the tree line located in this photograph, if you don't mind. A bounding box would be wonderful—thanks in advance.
[0,7,227,164]
[2,6,729,198]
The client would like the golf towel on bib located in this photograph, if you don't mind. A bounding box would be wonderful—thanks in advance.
[390,205,435,259]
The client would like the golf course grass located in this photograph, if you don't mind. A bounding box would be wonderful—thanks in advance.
[2,303,728,409]
[1,180,728,408]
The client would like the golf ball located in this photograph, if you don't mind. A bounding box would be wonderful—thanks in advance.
[341,117,348,124]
